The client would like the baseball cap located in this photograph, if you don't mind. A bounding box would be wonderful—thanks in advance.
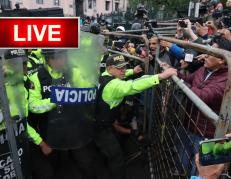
[106,54,128,68]
[116,26,125,32]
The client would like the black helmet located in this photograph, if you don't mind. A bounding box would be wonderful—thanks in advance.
[4,49,27,62]
[41,49,67,57]
[136,4,148,14]
[90,23,100,34]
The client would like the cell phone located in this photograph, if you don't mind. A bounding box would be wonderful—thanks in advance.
[199,138,231,166]
[178,20,187,28]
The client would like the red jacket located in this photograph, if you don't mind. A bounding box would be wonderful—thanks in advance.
[178,66,228,138]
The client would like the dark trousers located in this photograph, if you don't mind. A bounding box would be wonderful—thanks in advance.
[29,142,109,179]
[95,128,126,179]
[70,142,110,179]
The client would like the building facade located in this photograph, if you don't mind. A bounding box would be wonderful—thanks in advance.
[0,0,128,17]
[83,0,128,17]
[6,0,75,16]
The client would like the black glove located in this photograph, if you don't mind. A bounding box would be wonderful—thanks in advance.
[130,129,140,138]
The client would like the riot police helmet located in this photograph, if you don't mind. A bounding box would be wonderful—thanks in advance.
[4,49,27,62]
[90,22,101,34]
[42,49,67,62]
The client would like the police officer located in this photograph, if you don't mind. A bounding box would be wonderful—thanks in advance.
[0,49,51,178]
[28,49,109,179]
[95,54,177,179]
[4,49,51,152]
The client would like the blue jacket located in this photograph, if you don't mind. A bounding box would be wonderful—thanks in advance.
[169,44,185,60]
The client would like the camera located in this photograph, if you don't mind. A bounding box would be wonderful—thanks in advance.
[178,20,187,28]
[190,18,204,26]
[113,41,125,49]
[136,4,148,18]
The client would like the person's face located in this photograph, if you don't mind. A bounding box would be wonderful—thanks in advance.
[108,66,126,79]
[226,0,231,8]
[48,53,67,72]
[203,44,225,70]
[149,37,158,56]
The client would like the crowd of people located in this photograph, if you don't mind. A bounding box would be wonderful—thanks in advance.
[0,0,231,179]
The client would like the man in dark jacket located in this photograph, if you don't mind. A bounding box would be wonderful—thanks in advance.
[149,36,179,68]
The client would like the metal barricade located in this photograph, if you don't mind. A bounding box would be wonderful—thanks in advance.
[147,36,231,179]
[114,27,177,37]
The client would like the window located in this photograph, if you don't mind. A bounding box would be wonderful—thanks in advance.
[93,0,96,7]
[54,0,59,6]
[88,0,92,9]
[36,0,43,4]
[105,1,110,11]
[115,2,119,11]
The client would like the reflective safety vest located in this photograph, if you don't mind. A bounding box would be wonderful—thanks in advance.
[100,53,109,74]
[95,75,121,129]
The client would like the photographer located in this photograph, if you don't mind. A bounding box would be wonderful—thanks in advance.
[133,4,149,28]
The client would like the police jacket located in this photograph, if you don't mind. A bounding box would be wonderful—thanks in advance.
[96,70,160,127]
[0,80,42,146]
[24,76,43,145]
[27,49,44,76]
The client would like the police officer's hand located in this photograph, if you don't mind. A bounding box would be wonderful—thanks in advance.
[133,65,143,74]
[130,129,139,138]
[39,141,53,156]
[158,68,177,80]
[130,129,144,141]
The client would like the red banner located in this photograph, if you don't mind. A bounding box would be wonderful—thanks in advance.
[0,17,79,48]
